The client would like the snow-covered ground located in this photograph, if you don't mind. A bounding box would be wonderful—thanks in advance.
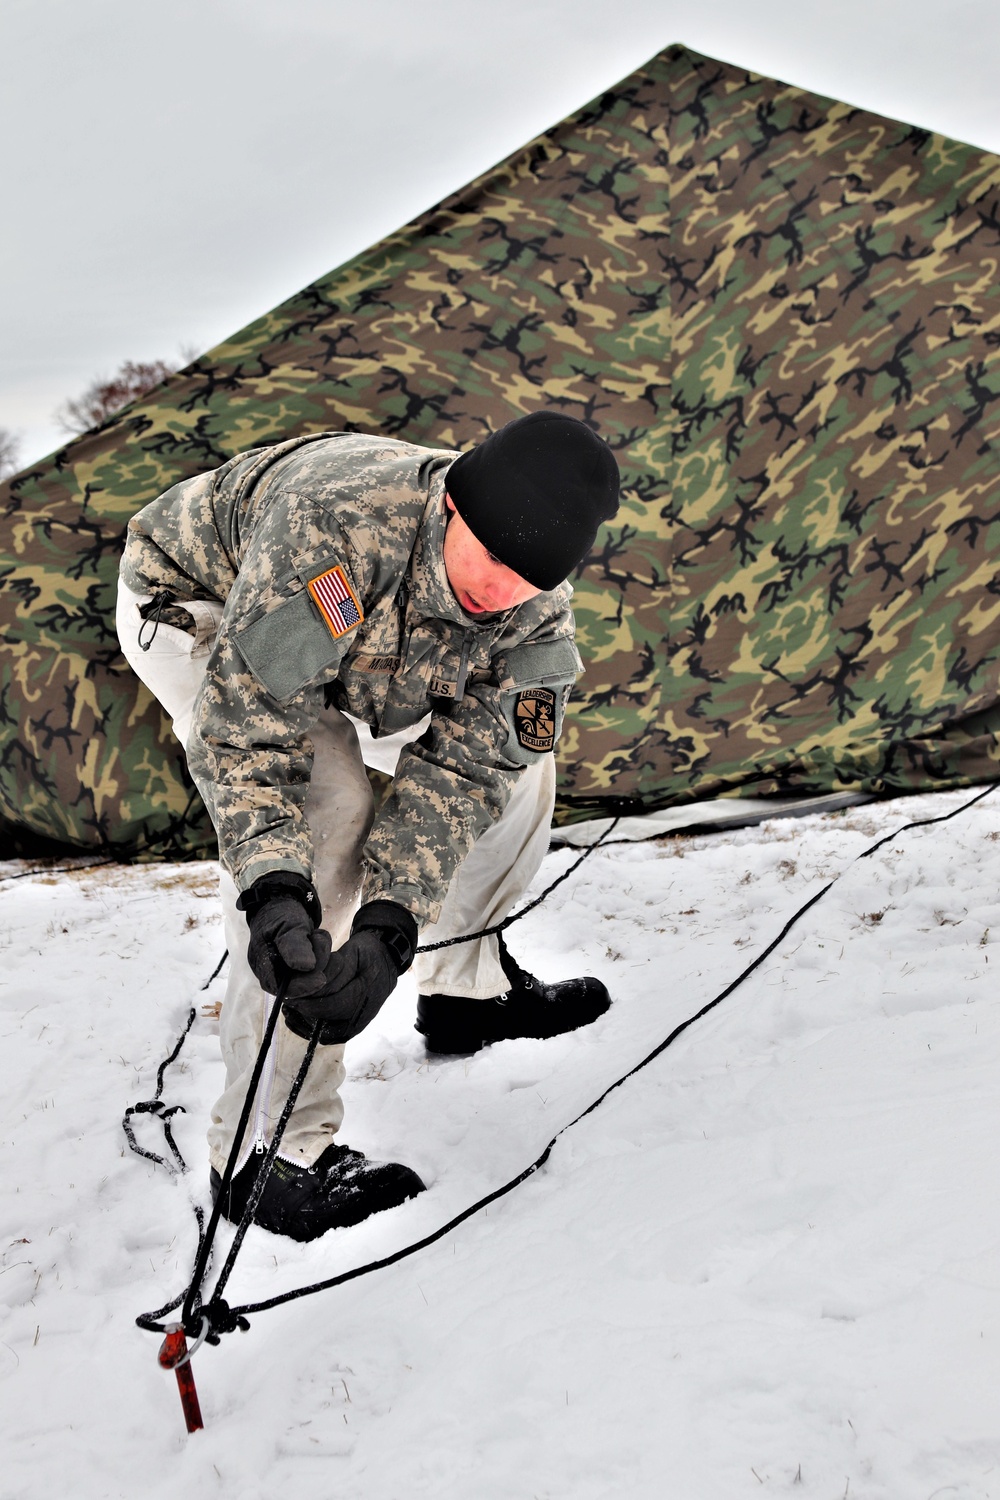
[3,789,1000,1498]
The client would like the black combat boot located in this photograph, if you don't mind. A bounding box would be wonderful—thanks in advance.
[210,1142,426,1242]
[416,936,610,1054]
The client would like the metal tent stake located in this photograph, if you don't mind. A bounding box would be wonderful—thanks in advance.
[158,1324,204,1433]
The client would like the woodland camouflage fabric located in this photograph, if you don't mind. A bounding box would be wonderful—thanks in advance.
[122,431,578,919]
[3,43,1000,856]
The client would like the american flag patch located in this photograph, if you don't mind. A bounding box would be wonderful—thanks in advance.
[307,565,364,640]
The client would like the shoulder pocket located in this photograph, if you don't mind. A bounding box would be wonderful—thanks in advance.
[493,635,582,691]
[493,635,581,764]
[235,587,351,704]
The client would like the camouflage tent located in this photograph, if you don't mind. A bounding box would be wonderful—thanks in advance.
[3,43,1000,858]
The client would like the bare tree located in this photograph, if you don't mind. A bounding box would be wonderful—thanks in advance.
[55,357,182,435]
[0,427,22,480]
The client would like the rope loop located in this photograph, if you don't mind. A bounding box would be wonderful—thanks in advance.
[198,1299,250,1345]
[137,591,172,651]
[171,1314,212,1364]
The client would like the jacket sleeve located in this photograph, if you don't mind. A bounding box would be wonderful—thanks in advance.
[186,496,367,893]
[361,594,579,924]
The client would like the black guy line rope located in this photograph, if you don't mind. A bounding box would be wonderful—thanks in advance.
[135,784,997,1341]
[123,949,229,1174]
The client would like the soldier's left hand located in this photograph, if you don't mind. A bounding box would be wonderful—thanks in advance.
[282,900,418,1044]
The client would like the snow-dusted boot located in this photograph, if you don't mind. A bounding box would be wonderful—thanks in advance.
[416,942,610,1055]
[210,1142,425,1242]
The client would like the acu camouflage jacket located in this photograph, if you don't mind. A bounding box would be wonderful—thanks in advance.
[121,432,581,924]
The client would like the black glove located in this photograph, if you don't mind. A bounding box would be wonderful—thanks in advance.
[237,873,331,997]
[283,900,418,1045]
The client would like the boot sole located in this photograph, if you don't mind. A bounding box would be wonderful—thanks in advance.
[420,1031,489,1055]
[418,1005,611,1056]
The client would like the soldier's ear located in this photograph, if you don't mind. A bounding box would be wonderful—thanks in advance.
[445,491,456,513]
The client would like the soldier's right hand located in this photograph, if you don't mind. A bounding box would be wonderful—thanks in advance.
[236,873,332,996]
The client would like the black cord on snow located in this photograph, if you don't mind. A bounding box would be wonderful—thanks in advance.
[123,1010,198,1174]
[136,785,997,1342]
[122,949,229,1174]
[173,978,315,1340]
[416,821,621,953]
[180,1013,324,1342]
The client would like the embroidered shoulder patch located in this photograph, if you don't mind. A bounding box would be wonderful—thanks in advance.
[515,688,556,752]
[307,565,364,640]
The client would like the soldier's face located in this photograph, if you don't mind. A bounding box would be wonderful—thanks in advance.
[443,494,543,615]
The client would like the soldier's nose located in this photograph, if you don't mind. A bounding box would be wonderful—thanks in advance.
[492,578,522,608]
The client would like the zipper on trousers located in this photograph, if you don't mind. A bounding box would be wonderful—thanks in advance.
[242,993,279,1169]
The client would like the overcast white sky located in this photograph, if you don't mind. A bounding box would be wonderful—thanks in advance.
[4,0,1000,466]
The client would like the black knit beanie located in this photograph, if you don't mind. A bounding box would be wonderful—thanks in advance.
[445,411,620,591]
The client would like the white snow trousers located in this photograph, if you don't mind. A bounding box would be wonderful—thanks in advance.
[116,580,555,1172]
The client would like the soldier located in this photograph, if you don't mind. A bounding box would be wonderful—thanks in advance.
[117,411,620,1242]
